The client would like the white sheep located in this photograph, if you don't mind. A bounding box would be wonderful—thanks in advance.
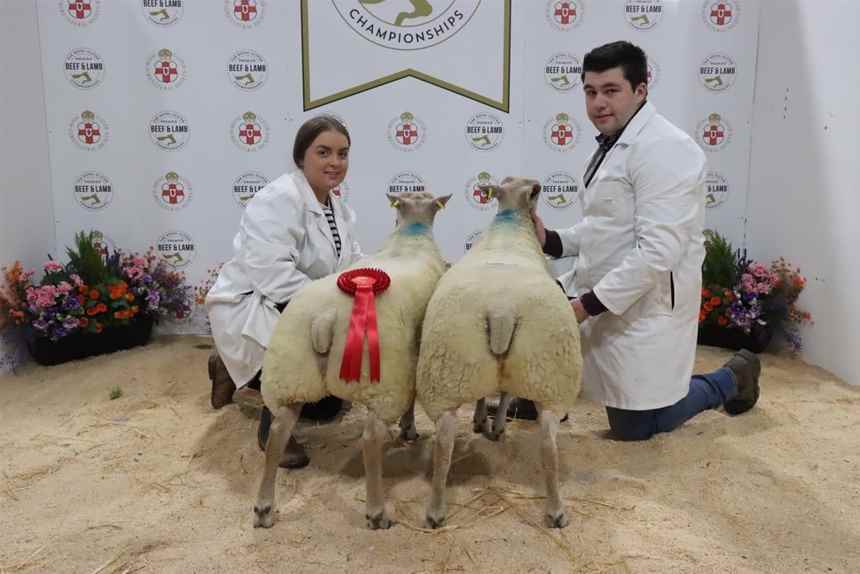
[254,191,451,530]
[416,177,582,529]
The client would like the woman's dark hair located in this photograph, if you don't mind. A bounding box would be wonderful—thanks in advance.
[293,115,351,168]
[581,41,648,91]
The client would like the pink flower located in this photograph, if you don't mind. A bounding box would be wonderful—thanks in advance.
[741,273,755,292]
[43,261,64,273]
[56,281,73,294]
[70,274,84,288]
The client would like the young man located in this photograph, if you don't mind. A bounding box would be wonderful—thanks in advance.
[499,41,761,441]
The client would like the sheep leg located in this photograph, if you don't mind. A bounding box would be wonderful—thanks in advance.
[363,411,392,529]
[426,408,458,529]
[488,391,514,441]
[398,401,419,442]
[536,402,568,528]
[472,398,490,434]
[254,403,302,528]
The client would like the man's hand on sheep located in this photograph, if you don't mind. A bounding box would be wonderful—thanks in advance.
[571,299,588,323]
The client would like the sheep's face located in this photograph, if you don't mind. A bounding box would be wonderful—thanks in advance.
[483,177,541,213]
[386,191,453,228]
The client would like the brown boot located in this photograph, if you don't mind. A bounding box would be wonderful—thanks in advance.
[208,353,236,409]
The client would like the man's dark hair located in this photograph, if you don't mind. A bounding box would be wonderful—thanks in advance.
[293,115,351,168]
[581,41,648,90]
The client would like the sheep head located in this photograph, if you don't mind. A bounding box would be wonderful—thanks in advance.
[480,176,541,214]
[386,191,452,230]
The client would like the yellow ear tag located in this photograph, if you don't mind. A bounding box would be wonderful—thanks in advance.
[390,199,400,208]
[486,187,495,199]
[435,200,445,209]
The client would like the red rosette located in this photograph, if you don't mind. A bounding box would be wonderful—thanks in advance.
[337,268,391,382]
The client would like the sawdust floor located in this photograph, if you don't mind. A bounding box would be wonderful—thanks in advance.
[1,336,858,573]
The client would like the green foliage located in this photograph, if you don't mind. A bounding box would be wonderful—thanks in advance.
[702,229,737,289]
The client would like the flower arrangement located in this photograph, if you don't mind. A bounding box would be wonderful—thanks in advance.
[0,231,192,344]
[699,230,812,353]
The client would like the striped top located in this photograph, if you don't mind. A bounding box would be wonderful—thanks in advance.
[322,200,342,257]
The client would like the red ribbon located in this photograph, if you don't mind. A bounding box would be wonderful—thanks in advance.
[337,268,390,383]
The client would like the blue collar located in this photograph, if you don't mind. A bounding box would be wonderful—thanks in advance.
[399,222,430,235]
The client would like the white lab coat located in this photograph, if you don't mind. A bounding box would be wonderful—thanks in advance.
[205,170,363,386]
[557,102,707,410]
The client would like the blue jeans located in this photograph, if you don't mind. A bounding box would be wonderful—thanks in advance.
[605,368,738,441]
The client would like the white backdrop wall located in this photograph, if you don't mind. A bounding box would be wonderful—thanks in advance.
[0,0,56,374]
[3,0,760,371]
[747,0,860,385]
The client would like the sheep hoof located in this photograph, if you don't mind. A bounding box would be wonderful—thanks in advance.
[366,512,392,530]
[545,509,569,529]
[253,504,274,528]
[399,428,419,443]
[425,512,447,530]
[487,428,505,442]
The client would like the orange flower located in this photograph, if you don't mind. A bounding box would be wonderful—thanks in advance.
[86,307,99,316]
[717,316,729,326]
[77,294,86,305]
[113,311,124,319]
[95,323,103,333]
[125,293,134,302]
[702,288,711,298]
[109,290,120,300]
[78,317,89,327]
[131,305,139,314]
[97,303,107,313]
[89,289,100,300]
[710,296,721,307]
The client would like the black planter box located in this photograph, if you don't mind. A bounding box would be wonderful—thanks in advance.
[26,316,155,366]
[697,322,773,353]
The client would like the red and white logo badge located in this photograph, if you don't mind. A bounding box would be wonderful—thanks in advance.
[547,0,583,31]
[226,0,264,28]
[233,172,269,208]
[697,113,733,151]
[545,53,581,92]
[74,172,113,211]
[464,230,483,252]
[61,0,100,26]
[231,111,269,152]
[153,171,193,211]
[387,172,426,195]
[388,112,426,151]
[465,113,504,151]
[229,50,268,90]
[541,172,579,210]
[700,54,737,92]
[704,170,730,208]
[544,113,580,152]
[147,48,187,90]
[143,0,184,25]
[464,171,499,211]
[69,110,109,151]
[625,0,663,30]
[703,0,739,31]
[65,48,104,89]
[157,231,196,268]
[149,111,190,151]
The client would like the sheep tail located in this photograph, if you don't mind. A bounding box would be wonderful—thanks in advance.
[487,306,517,356]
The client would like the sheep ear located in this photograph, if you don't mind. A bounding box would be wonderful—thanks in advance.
[386,193,400,208]
[434,194,453,210]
